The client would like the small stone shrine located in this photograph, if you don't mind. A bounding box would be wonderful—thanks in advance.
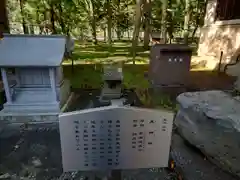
[0,34,70,122]
[100,64,123,101]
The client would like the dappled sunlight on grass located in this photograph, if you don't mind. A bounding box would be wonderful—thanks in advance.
[68,41,149,62]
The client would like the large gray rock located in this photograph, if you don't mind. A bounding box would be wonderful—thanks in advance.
[175,90,240,178]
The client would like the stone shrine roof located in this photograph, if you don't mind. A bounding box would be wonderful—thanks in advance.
[0,34,66,67]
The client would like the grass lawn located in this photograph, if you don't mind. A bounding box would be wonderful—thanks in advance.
[63,41,150,65]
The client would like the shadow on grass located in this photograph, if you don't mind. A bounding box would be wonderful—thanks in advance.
[63,64,149,89]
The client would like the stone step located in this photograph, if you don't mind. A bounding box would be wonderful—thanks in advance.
[0,112,59,123]
[2,103,60,113]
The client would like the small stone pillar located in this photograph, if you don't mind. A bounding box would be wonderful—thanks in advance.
[100,64,123,101]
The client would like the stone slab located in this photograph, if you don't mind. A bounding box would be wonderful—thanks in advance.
[59,106,174,171]
[0,113,59,123]
[175,90,240,178]
[171,133,238,180]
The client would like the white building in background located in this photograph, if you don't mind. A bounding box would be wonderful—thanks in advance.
[198,0,240,89]
[198,0,240,67]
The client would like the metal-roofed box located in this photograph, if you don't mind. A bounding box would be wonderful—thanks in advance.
[149,44,192,87]
[0,34,71,123]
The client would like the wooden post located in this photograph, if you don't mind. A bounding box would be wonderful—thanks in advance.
[49,68,57,101]
[1,68,12,103]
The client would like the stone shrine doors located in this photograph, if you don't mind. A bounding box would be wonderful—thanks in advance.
[14,67,63,88]
[16,68,51,87]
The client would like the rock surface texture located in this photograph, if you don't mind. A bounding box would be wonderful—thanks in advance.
[175,90,240,178]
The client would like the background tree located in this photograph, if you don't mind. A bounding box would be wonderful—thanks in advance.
[0,0,10,33]
[107,0,112,45]
[19,0,29,34]
[132,0,143,64]
[5,0,207,49]
[143,0,152,49]
[183,0,191,44]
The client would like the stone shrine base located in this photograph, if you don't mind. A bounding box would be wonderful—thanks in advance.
[0,112,59,123]
[0,80,73,124]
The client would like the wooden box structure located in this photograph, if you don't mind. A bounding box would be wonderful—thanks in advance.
[0,34,70,122]
[149,44,192,87]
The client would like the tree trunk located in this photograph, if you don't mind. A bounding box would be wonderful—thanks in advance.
[58,4,66,34]
[104,28,107,41]
[143,0,152,50]
[127,0,130,40]
[36,5,42,34]
[107,0,112,45]
[192,0,207,42]
[19,0,28,34]
[66,28,70,36]
[167,0,174,43]
[50,5,57,34]
[91,16,97,44]
[132,0,143,64]
[0,0,10,34]
[183,0,191,44]
[191,26,197,39]
[116,30,121,40]
[161,0,168,44]
[30,25,34,34]
[116,0,121,40]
